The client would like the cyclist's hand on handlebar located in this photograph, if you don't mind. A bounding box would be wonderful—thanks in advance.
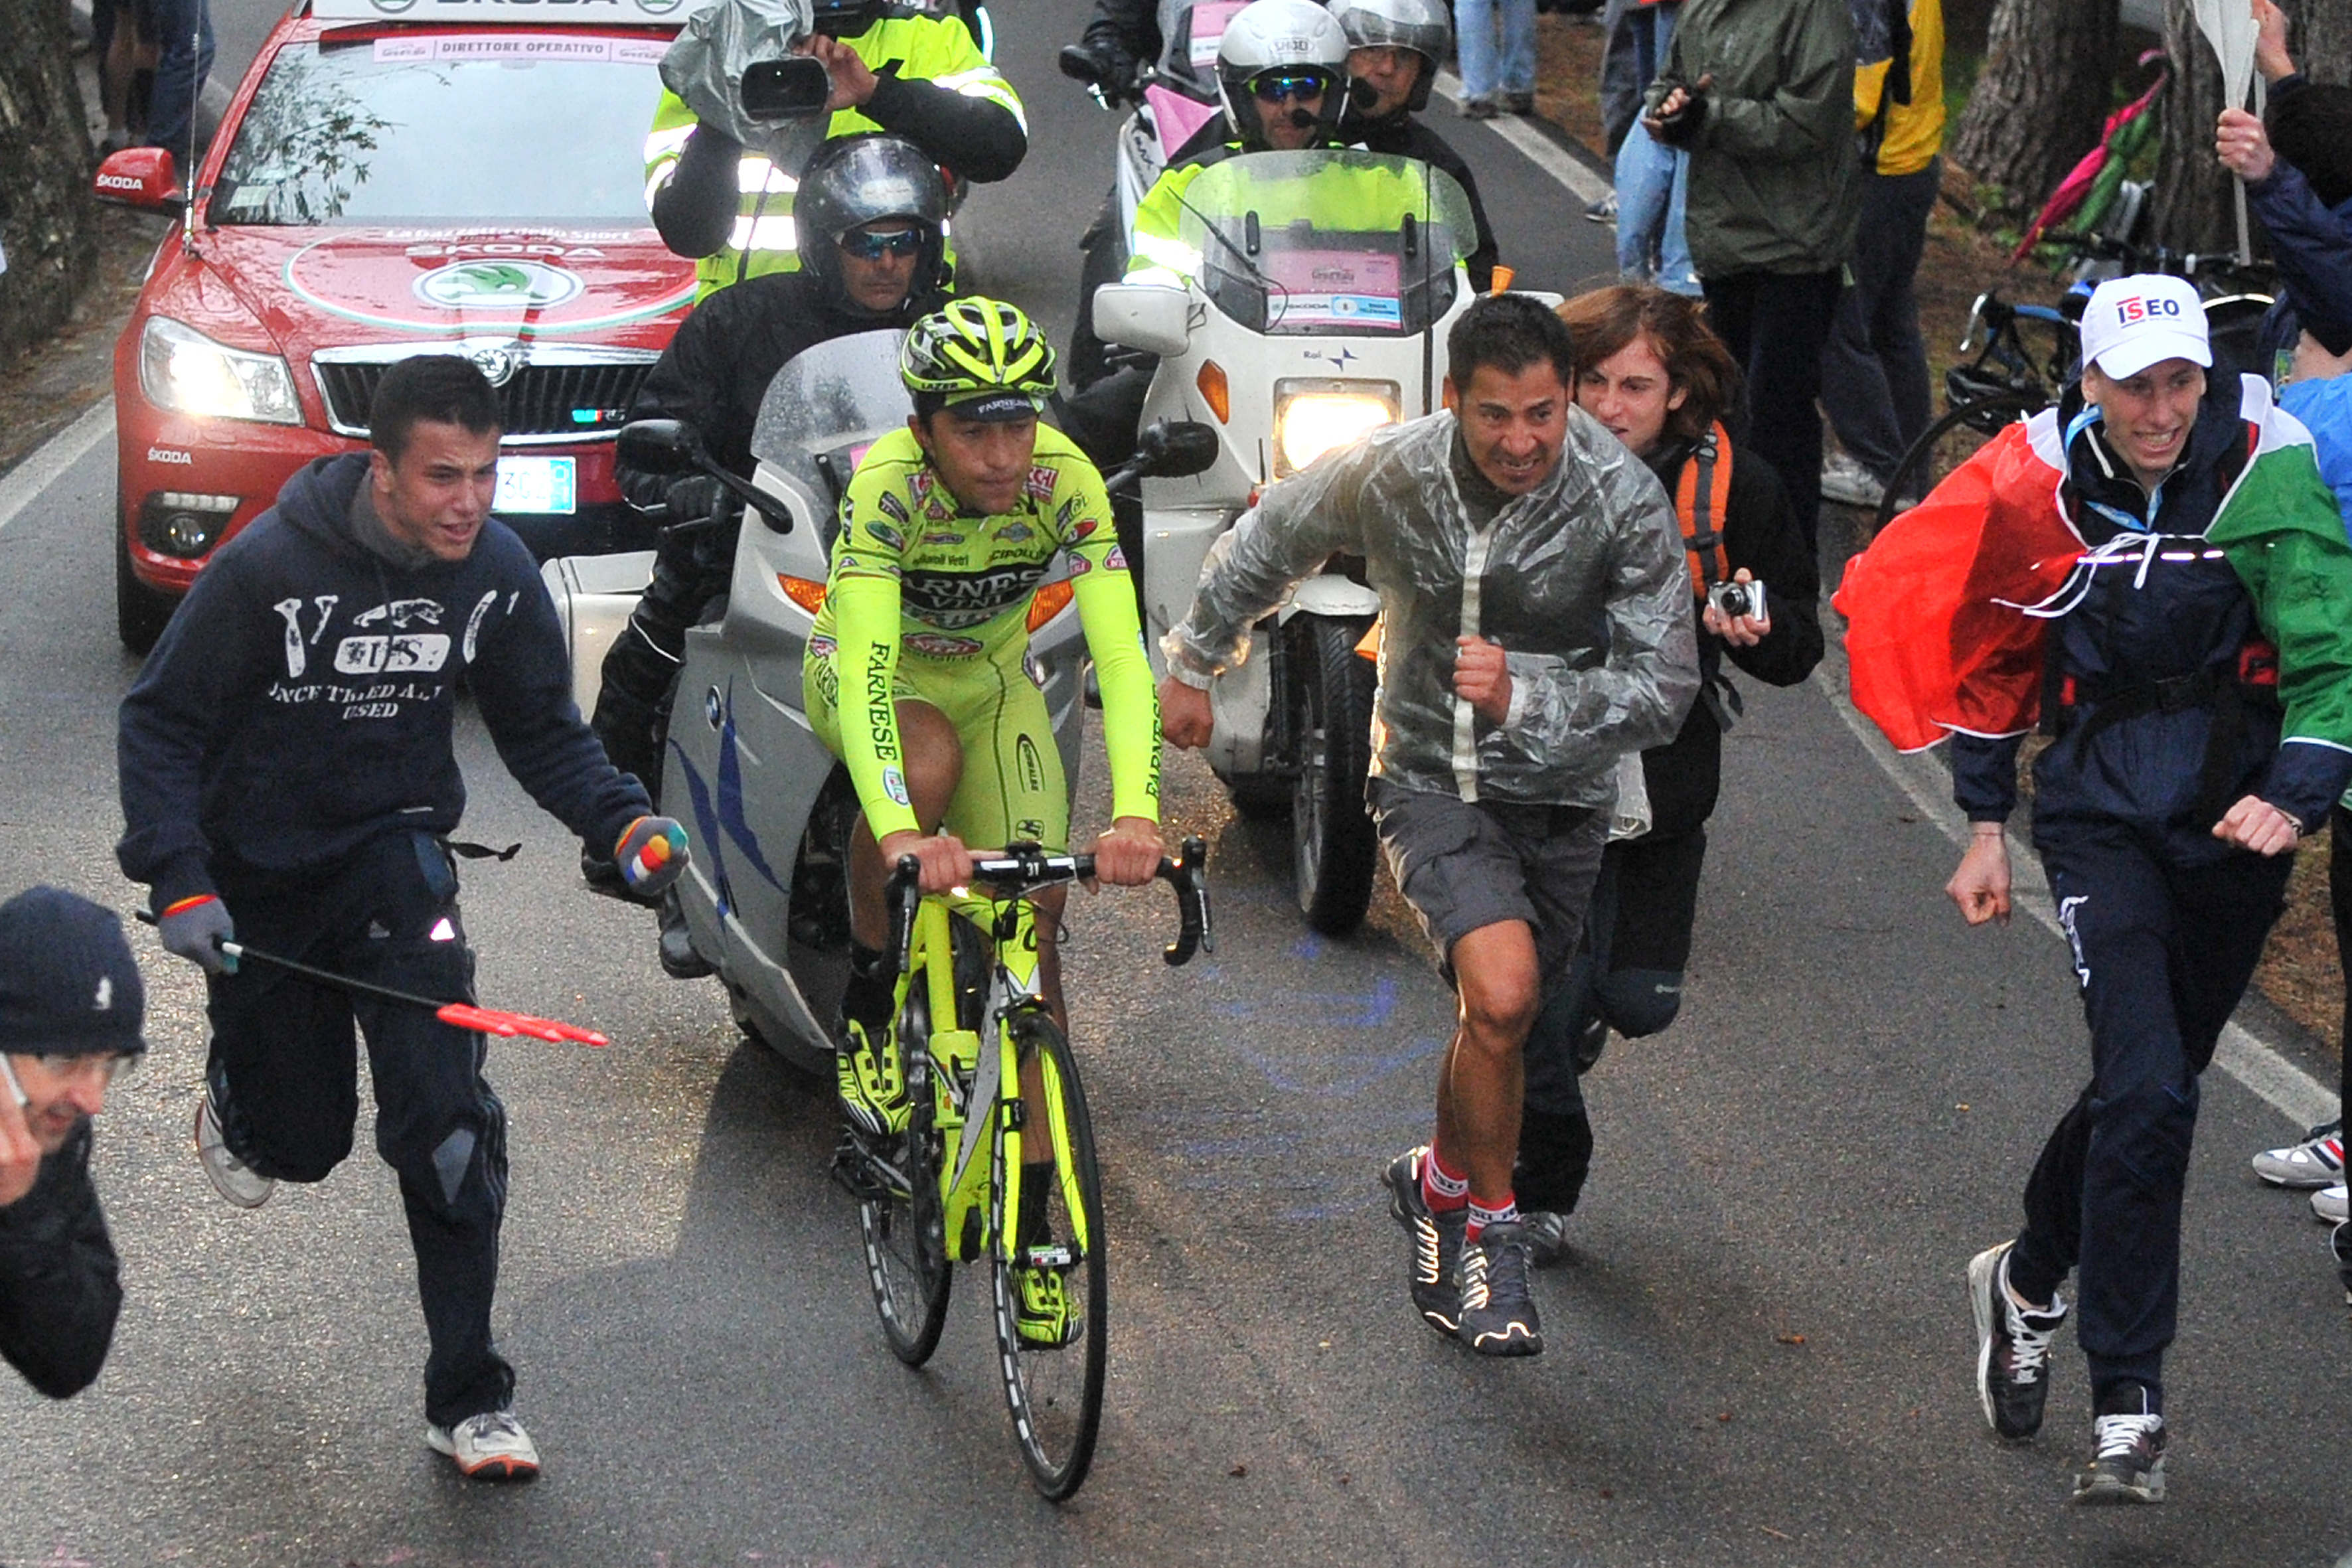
[880,829,974,895]
[1089,817,1164,889]
[2215,108,2276,184]
[1158,674,1214,749]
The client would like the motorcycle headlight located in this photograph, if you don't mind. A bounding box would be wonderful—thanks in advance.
[1273,380,1399,477]
[139,315,303,426]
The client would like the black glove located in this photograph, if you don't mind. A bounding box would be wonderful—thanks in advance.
[159,896,238,976]
[664,474,726,526]
[1078,29,1138,86]
[1643,78,1709,147]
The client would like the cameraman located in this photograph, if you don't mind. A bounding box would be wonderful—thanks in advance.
[591,136,951,975]
[646,0,1024,300]
[1513,285,1820,1259]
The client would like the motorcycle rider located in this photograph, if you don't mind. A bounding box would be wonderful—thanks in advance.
[645,0,1024,300]
[1330,0,1500,292]
[590,136,952,975]
[806,299,1164,1340]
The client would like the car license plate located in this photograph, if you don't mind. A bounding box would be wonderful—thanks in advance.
[495,455,576,515]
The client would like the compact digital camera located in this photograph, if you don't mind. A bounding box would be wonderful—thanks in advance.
[1707,579,1765,623]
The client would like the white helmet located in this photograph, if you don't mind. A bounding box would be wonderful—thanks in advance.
[1330,0,1449,114]
[1214,0,1350,150]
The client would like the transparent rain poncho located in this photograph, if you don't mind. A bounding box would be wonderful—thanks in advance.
[1163,409,1700,807]
[660,0,829,172]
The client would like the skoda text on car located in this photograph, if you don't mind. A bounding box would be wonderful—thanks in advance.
[95,0,702,651]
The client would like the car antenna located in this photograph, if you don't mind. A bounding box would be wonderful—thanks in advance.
[181,8,201,254]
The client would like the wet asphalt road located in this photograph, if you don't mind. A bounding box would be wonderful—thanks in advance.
[5,3,2352,1565]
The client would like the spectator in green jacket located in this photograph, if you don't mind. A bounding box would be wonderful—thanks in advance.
[1644,0,1859,549]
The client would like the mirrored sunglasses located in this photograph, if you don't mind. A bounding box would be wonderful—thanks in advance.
[1251,71,1326,104]
[840,227,924,260]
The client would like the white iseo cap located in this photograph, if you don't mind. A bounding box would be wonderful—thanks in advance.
[2079,274,2211,380]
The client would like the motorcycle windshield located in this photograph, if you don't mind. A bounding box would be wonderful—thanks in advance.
[749,329,914,545]
[1174,151,1475,337]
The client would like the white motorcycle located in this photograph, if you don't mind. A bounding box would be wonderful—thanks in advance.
[1090,148,1480,934]
[1059,1,1246,252]
[542,330,1215,1072]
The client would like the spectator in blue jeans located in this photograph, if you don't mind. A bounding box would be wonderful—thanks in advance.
[141,0,213,163]
[1612,0,1699,295]
[1457,0,1536,118]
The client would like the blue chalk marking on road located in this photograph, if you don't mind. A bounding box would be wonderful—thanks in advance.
[1225,1029,1444,1099]
[1213,974,1399,1031]
[1292,933,1325,961]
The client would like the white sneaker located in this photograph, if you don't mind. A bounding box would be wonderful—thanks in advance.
[194,1091,274,1209]
[2252,1118,2345,1188]
[427,1411,541,1480]
[2313,1183,2348,1225]
[1820,451,1887,510]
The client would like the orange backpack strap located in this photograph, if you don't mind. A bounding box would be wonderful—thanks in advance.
[1675,422,1735,599]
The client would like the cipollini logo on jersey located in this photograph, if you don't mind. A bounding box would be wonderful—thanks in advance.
[1025,466,1056,500]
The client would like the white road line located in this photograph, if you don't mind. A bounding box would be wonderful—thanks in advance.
[1431,71,1614,206]
[0,397,115,536]
[1810,639,2335,1129]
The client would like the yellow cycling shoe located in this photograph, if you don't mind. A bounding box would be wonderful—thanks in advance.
[1012,1246,1081,1348]
[836,1016,908,1137]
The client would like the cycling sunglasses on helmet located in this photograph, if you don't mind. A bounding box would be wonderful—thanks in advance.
[1250,70,1326,104]
[839,226,925,261]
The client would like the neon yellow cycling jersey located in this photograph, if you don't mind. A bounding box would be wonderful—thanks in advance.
[809,423,1160,843]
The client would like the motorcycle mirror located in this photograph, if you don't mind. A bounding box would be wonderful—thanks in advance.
[1092,283,1191,358]
[742,57,832,122]
[1140,420,1219,479]
[616,420,704,475]
[1058,43,1109,87]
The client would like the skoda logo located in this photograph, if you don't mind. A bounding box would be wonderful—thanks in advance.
[370,0,416,11]
[414,261,583,312]
[638,0,684,11]
[467,344,524,388]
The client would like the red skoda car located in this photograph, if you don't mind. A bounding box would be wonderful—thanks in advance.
[97,0,700,650]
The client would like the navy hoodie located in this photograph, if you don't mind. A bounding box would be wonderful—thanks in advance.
[119,453,649,909]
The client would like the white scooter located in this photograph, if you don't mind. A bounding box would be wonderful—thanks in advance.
[1090,149,1479,935]
[542,331,1215,1073]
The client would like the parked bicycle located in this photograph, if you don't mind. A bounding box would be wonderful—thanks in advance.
[836,839,1211,1500]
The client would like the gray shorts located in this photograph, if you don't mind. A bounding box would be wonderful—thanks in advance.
[1369,777,1607,980]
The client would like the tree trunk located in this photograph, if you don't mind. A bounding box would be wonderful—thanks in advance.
[1949,0,2121,216]
[2151,0,2239,254]
[2289,0,2351,86]
[0,0,96,359]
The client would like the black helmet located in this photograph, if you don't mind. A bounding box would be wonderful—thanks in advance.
[797,134,949,313]
[1214,0,1350,151]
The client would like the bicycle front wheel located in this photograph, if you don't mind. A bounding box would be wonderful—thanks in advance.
[1873,392,2045,537]
[860,1093,952,1367]
[989,1011,1109,1500]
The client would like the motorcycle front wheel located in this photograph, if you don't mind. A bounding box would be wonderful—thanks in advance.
[1289,615,1379,935]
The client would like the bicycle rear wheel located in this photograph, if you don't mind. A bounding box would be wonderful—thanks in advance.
[1872,392,2045,537]
[860,1072,952,1367]
[988,1011,1108,1500]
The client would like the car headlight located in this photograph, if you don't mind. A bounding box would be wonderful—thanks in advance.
[1273,380,1399,477]
[139,315,302,426]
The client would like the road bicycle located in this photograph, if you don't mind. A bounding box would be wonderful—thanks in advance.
[1870,238,2276,537]
[834,838,1211,1500]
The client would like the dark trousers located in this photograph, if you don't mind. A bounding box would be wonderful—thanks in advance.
[1701,268,1843,551]
[1515,824,1707,1213]
[142,0,214,156]
[2004,821,2293,1414]
[206,831,514,1428]
[589,513,738,805]
[1067,188,1128,393]
[1820,161,1938,481]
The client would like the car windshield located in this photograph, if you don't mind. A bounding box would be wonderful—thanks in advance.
[1174,150,1476,336]
[212,35,666,225]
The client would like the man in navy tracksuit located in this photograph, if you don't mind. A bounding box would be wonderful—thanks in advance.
[118,357,688,1480]
[1846,276,2352,1504]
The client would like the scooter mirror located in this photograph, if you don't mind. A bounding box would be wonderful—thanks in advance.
[617,420,704,475]
[1141,420,1220,478]
[742,57,832,122]
[1093,283,1191,358]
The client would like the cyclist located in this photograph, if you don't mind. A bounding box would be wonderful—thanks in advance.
[1839,275,2352,1504]
[805,300,1164,1337]
[645,0,1024,300]
[1330,0,1499,293]
[588,135,952,971]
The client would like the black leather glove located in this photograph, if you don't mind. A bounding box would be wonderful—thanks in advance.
[159,896,238,976]
[664,475,726,526]
[1643,78,1709,147]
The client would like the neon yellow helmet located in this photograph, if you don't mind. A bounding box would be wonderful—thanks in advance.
[900,297,1057,422]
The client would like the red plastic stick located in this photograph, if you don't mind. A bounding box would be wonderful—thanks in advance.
[436,1002,608,1048]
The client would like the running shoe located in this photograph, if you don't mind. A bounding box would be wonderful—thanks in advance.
[1011,1245,1081,1348]
[1383,1146,1466,1336]
[2315,1182,2349,1225]
[1456,1222,1543,1356]
[1583,192,1618,225]
[427,1411,541,1481]
[2252,1117,2345,1188]
[1820,451,1887,510]
[1968,1240,2067,1440]
[1503,92,1535,115]
[2072,1409,2165,1505]
[1522,1210,1572,1268]
[1460,96,1498,120]
[834,1016,907,1138]
[194,1089,274,1210]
